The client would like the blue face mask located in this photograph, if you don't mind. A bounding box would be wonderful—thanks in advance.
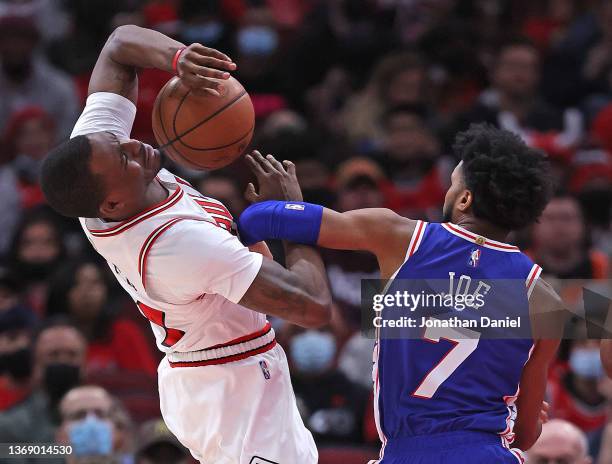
[237,26,278,56]
[182,21,224,45]
[569,348,604,379]
[290,331,336,374]
[68,414,113,457]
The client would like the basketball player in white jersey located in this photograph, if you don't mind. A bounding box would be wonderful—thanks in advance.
[40,25,330,464]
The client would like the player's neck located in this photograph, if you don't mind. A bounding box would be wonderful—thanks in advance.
[454,217,509,243]
[146,177,169,206]
[106,179,169,222]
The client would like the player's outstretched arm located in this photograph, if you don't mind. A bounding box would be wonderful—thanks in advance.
[88,25,236,104]
[239,246,332,328]
[237,151,332,327]
[238,152,416,279]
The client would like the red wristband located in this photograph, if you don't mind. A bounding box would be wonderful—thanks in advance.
[172,47,186,76]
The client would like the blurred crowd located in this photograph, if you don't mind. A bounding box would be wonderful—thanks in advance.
[0,0,611,463]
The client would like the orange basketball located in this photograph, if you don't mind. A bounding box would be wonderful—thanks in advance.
[152,76,255,170]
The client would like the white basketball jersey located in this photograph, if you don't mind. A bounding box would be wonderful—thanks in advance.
[79,169,266,354]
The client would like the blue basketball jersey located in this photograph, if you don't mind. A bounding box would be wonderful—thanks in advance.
[374,222,541,454]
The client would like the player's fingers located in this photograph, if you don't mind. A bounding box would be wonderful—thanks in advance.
[266,154,285,173]
[254,151,277,174]
[190,55,236,72]
[182,64,228,85]
[245,153,267,177]
[187,74,225,94]
[283,160,297,177]
[244,182,259,203]
[190,43,233,62]
[186,62,231,80]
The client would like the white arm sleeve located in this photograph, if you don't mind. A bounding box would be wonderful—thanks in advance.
[71,92,137,139]
[145,220,264,305]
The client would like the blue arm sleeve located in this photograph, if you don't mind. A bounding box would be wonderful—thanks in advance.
[237,200,324,246]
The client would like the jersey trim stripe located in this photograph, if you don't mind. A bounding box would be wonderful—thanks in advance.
[138,217,187,289]
[88,186,184,237]
[169,340,277,367]
[167,323,276,367]
[408,220,426,258]
[441,223,520,252]
[526,264,542,299]
[206,322,272,350]
[174,175,193,187]
[509,449,526,463]
[384,220,428,292]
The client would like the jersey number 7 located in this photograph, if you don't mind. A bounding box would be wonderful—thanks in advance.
[412,320,481,399]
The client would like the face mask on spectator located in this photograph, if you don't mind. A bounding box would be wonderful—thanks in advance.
[0,346,32,380]
[69,413,113,457]
[569,348,604,379]
[290,331,336,375]
[237,26,278,56]
[182,21,224,46]
[44,363,81,403]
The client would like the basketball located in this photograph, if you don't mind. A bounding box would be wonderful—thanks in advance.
[152,75,255,170]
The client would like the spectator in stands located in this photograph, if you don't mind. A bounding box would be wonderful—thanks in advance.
[198,174,247,217]
[7,209,66,315]
[0,15,78,139]
[581,0,612,113]
[455,37,582,157]
[0,321,86,444]
[527,418,592,464]
[530,193,609,279]
[4,106,56,209]
[46,258,157,377]
[289,329,369,445]
[341,52,430,153]
[135,418,190,464]
[0,270,36,410]
[56,385,130,464]
[549,337,607,452]
[323,158,383,329]
[378,105,451,219]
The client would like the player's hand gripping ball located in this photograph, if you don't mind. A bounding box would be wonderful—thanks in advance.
[152,44,255,171]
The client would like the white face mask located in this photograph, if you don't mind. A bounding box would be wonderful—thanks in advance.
[569,348,604,379]
[237,26,278,56]
[290,330,336,374]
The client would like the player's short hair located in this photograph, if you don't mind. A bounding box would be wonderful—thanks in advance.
[453,123,552,230]
[41,135,106,218]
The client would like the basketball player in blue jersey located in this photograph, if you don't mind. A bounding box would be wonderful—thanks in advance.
[238,124,565,463]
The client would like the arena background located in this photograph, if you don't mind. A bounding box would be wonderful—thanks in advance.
[0,0,611,463]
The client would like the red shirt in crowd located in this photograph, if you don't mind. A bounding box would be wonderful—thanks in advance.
[86,319,157,377]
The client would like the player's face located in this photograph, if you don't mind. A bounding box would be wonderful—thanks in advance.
[88,132,162,218]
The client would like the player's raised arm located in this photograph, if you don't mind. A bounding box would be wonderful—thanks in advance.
[236,152,332,327]
[238,152,416,279]
[88,25,236,103]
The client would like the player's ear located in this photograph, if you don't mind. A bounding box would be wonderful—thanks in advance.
[456,189,473,213]
[99,197,124,218]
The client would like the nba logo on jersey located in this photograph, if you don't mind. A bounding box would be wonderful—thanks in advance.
[468,248,481,267]
[259,360,271,379]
